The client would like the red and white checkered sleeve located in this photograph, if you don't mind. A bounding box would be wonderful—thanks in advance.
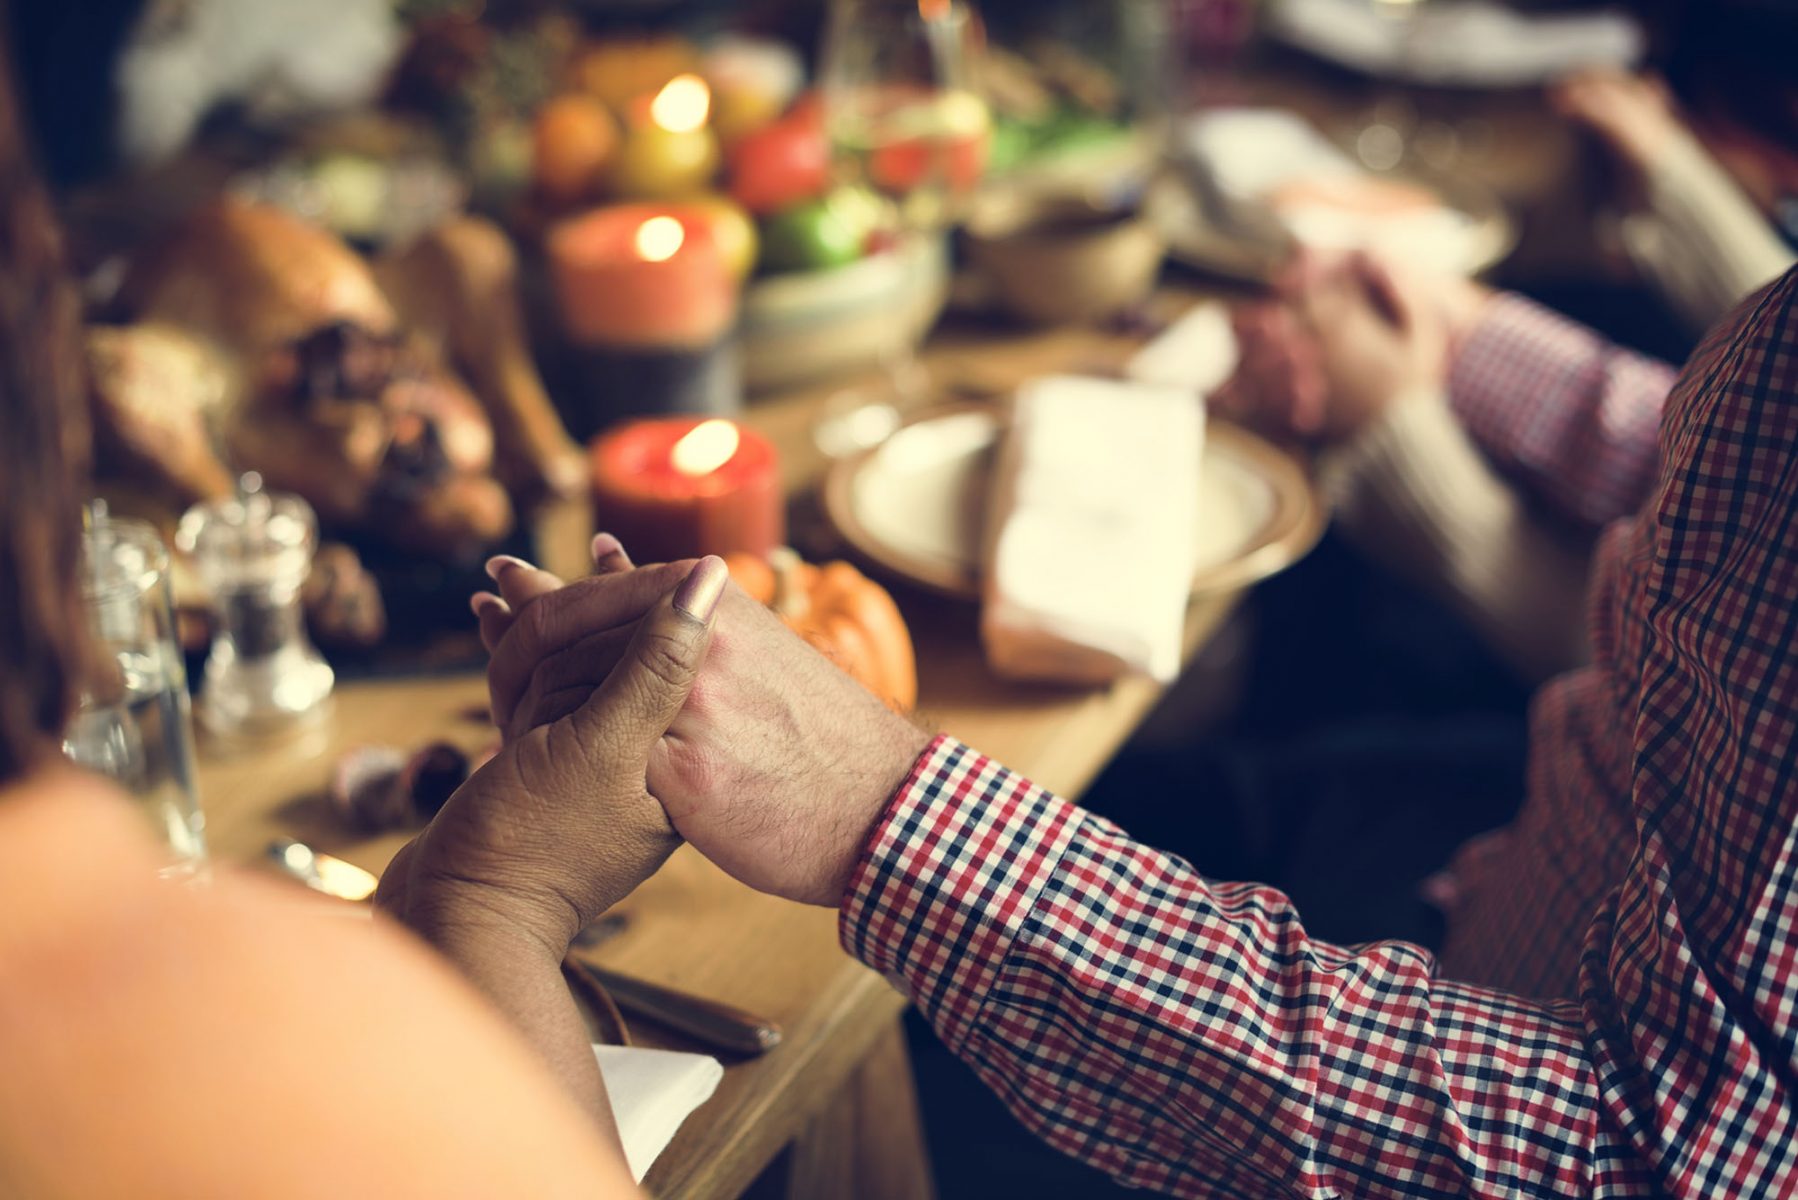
[1448,293,1675,528]
[842,736,1654,1197]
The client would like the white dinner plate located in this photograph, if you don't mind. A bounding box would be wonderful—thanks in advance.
[822,404,1326,600]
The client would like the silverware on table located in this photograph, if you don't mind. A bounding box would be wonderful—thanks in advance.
[267,838,378,900]
[264,838,782,1058]
[566,957,781,1058]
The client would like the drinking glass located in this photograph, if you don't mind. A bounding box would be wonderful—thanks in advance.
[63,510,207,878]
[813,0,989,457]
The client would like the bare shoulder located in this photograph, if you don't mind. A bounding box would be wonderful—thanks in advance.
[0,767,167,950]
[0,768,638,1199]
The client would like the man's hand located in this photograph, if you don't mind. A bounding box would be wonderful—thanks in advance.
[647,581,932,906]
[478,537,933,908]
[1552,70,1683,178]
[377,553,729,957]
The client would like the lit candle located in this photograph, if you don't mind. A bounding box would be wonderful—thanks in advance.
[548,204,736,349]
[612,74,723,200]
[589,417,783,562]
[547,204,743,435]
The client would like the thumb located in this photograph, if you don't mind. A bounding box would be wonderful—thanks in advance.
[1348,251,1412,334]
[570,555,728,760]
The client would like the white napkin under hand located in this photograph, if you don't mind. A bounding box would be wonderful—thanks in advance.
[593,1044,724,1182]
[1126,302,1239,399]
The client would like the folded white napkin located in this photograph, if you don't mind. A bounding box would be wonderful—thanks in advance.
[982,376,1203,685]
[1183,108,1484,272]
[593,1044,724,1182]
[1184,108,1360,202]
[1266,0,1642,87]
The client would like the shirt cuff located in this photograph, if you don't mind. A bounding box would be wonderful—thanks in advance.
[838,735,1082,1056]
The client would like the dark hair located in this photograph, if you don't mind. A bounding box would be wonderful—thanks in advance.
[0,13,90,784]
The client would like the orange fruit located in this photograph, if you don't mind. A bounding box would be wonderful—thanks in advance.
[569,38,698,114]
[532,94,620,206]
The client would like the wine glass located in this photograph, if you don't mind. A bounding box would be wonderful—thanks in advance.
[812,0,989,458]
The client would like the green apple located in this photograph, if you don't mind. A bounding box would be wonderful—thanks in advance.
[823,186,886,248]
[759,195,864,272]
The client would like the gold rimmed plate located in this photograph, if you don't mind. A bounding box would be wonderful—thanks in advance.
[821,402,1326,601]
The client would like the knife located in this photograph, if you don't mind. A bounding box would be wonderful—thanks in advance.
[565,956,781,1057]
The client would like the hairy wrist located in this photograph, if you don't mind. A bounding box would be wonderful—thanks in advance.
[392,867,580,966]
[819,721,934,906]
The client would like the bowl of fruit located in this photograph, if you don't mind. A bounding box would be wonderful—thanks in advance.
[724,96,950,393]
[521,35,951,395]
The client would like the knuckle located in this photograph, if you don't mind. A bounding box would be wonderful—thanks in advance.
[635,625,698,693]
[515,596,554,653]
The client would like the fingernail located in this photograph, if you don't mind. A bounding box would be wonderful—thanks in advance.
[590,532,623,563]
[672,555,728,622]
[484,554,533,582]
[469,591,510,618]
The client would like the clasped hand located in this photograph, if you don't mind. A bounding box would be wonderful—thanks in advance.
[378,535,930,961]
[1214,249,1488,444]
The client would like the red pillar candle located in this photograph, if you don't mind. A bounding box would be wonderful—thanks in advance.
[548,204,736,349]
[589,417,783,563]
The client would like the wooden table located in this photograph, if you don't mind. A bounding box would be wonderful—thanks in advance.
[196,293,1246,1200]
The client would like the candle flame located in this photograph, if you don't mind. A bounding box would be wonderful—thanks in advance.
[671,419,741,477]
[634,215,686,262]
[919,0,950,20]
[651,74,711,134]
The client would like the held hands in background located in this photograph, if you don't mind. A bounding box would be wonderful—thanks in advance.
[401,242,1490,928]
[1214,250,1489,444]
[474,535,931,909]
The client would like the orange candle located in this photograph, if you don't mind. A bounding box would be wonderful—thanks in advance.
[548,204,737,349]
[589,417,783,562]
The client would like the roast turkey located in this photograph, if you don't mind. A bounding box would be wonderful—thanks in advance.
[90,198,582,561]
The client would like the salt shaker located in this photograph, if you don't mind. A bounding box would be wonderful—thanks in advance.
[178,474,334,737]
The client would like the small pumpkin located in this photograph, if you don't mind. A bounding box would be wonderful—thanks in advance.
[726,549,917,712]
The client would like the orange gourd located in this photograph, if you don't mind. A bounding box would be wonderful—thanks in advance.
[726,550,917,713]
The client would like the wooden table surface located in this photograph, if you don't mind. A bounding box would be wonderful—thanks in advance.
[195,290,1249,1200]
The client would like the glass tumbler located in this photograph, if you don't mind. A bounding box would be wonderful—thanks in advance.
[63,512,207,877]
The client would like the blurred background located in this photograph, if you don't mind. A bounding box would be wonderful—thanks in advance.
[11,1,1794,1194]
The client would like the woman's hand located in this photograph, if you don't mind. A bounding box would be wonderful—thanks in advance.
[1215,251,1484,444]
[376,554,729,958]
[478,537,932,908]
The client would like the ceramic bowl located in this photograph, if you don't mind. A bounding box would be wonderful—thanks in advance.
[739,234,949,393]
[963,192,1165,326]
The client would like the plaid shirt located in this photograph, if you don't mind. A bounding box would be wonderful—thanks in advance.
[1449,292,1676,529]
[841,272,1798,1197]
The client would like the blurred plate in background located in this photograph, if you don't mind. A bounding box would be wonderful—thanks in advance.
[822,403,1324,600]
